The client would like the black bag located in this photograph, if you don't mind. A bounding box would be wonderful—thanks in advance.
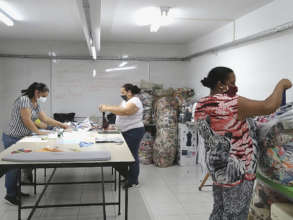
[53,113,75,122]
[107,113,116,124]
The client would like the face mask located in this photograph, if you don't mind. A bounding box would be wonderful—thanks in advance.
[121,95,128,101]
[38,97,47,103]
[226,85,238,97]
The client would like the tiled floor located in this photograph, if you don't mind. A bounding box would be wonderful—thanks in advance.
[0,164,213,220]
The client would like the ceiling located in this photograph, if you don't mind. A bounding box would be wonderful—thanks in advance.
[0,0,273,44]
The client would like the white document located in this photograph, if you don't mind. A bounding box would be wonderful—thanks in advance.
[19,136,48,143]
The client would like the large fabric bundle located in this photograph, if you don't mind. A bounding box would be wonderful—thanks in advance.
[153,128,178,167]
[154,96,178,128]
[153,88,174,97]
[256,103,293,186]
[153,96,178,167]
[139,131,154,165]
[249,180,290,220]
[137,90,153,125]
[173,88,195,107]
[140,80,163,90]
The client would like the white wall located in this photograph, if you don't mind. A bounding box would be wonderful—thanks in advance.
[188,0,293,55]
[2,0,293,147]
[187,0,293,102]
[0,41,188,149]
[0,39,186,58]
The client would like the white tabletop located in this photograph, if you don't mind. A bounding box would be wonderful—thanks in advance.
[0,130,135,166]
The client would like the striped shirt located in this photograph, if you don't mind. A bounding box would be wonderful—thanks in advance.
[194,94,258,186]
[6,96,41,138]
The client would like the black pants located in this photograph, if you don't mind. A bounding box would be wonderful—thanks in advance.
[122,127,145,185]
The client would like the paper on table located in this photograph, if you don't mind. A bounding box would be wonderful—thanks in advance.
[19,136,48,143]
[57,139,80,145]
[63,132,89,140]
[48,133,58,139]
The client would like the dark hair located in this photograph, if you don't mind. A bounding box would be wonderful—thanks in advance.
[201,67,234,89]
[21,82,49,98]
[123,83,141,95]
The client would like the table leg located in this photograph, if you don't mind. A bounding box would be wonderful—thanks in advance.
[18,169,22,220]
[101,167,106,220]
[34,168,37,195]
[118,173,121,215]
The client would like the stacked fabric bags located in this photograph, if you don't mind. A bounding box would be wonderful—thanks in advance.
[153,96,179,167]
[139,131,154,165]
[137,89,154,125]
[256,103,293,186]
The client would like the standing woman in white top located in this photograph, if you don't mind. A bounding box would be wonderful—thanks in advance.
[99,84,145,188]
[2,82,68,205]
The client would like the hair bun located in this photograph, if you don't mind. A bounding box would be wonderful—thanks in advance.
[133,85,141,94]
[201,77,213,88]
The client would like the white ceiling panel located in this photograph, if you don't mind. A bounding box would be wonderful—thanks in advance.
[0,0,273,44]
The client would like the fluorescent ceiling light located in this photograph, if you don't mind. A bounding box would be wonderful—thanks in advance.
[0,11,13,26]
[0,1,23,21]
[48,51,56,57]
[150,23,160,32]
[135,6,172,33]
[105,66,136,72]
[135,7,159,26]
[119,55,128,67]
[119,61,128,67]
[92,69,97,78]
[91,46,97,60]
[48,51,57,62]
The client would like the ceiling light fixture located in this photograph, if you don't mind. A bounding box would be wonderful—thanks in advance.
[91,45,97,60]
[135,7,158,26]
[92,69,97,78]
[48,51,57,63]
[135,6,172,32]
[150,23,160,32]
[105,66,136,72]
[149,6,171,33]
[0,11,13,26]
[0,1,23,21]
[119,55,128,67]
[119,62,128,67]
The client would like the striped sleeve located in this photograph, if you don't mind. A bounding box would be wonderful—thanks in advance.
[19,96,30,109]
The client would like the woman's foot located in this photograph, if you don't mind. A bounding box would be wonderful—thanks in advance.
[4,195,19,205]
[4,192,30,205]
[123,182,140,189]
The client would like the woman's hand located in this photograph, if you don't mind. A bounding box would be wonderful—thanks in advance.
[60,123,69,129]
[37,131,49,135]
[279,79,292,90]
[99,104,108,112]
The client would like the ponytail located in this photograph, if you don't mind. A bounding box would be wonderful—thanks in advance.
[123,83,141,95]
[201,67,233,89]
[21,82,49,98]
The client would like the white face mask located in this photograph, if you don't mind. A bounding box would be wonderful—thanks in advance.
[38,97,47,103]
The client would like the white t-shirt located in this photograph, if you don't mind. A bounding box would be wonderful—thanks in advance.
[115,97,144,132]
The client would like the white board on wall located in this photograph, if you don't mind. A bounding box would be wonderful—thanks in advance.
[51,60,149,117]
